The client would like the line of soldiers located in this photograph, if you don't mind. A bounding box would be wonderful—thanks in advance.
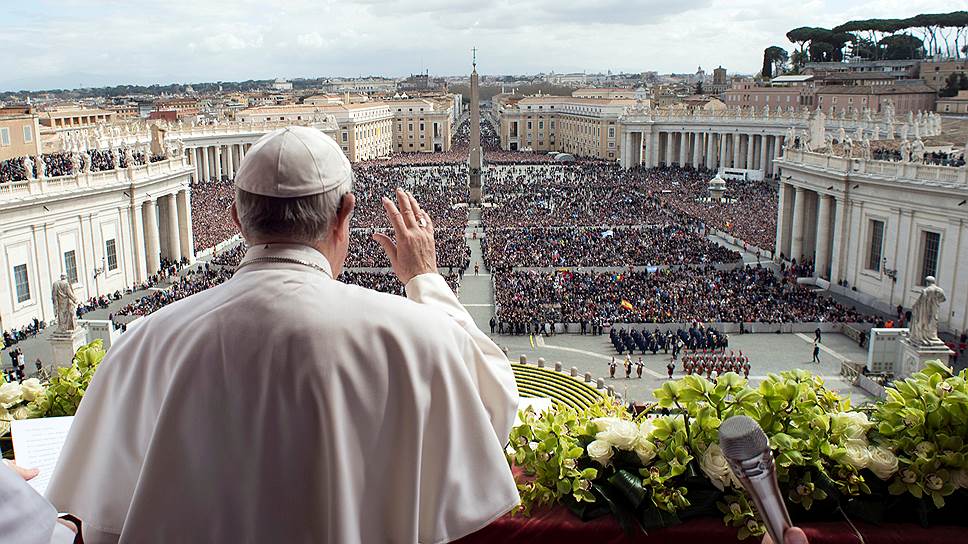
[681,350,751,379]
[610,325,728,356]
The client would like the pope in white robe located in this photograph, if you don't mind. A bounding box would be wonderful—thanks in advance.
[45,127,520,543]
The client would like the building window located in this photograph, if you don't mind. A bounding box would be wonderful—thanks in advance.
[0,127,9,146]
[538,121,544,129]
[608,127,615,138]
[921,231,941,283]
[527,121,532,129]
[105,239,118,271]
[64,250,78,283]
[342,132,348,142]
[22,125,32,143]
[867,219,884,272]
[13,264,30,303]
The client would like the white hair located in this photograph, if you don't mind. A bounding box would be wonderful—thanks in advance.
[235,179,352,243]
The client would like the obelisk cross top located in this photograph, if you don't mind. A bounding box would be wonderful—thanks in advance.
[472,47,477,69]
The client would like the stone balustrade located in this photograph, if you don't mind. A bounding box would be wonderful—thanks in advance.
[0,156,190,201]
[780,148,968,187]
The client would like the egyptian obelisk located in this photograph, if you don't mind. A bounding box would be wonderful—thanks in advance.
[469,48,483,203]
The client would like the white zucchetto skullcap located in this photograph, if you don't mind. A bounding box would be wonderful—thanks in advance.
[234,126,352,198]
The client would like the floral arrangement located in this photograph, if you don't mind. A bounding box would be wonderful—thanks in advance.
[0,340,106,442]
[508,361,968,538]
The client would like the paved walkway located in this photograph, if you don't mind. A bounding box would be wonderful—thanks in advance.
[458,208,495,333]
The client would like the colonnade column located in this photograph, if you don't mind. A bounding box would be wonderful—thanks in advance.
[176,189,195,261]
[215,147,223,181]
[830,197,845,283]
[815,194,833,279]
[143,199,161,275]
[165,193,182,263]
[664,132,674,166]
[676,132,685,166]
[758,135,769,174]
[744,134,753,169]
[131,203,148,282]
[731,134,740,168]
[225,145,235,179]
[718,133,727,168]
[692,133,702,168]
[789,187,805,262]
[775,182,788,260]
[201,147,210,183]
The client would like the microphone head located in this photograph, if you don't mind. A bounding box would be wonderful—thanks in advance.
[719,415,769,461]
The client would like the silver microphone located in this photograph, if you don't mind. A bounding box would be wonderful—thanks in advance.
[719,415,793,544]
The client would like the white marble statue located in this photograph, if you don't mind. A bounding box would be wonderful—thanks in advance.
[910,277,946,346]
[35,156,46,179]
[82,151,91,173]
[861,138,872,160]
[52,274,79,333]
[123,145,135,168]
[21,156,35,180]
[843,137,854,159]
[900,139,912,163]
[112,148,121,169]
[863,108,873,122]
[837,127,847,144]
[785,127,796,149]
[873,125,881,141]
[883,99,896,123]
[70,152,81,174]
[911,138,925,163]
[900,123,909,142]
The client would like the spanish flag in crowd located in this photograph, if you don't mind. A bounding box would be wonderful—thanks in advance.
[620,299,634,311]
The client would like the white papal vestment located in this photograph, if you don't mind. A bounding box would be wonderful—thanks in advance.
[45,244,520,543]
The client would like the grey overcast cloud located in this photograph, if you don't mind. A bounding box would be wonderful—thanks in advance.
[0,0,961,90]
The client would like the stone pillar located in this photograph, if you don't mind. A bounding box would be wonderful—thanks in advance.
[143,199,161,275]
[758,135,769,173]
[790,187,805,262]
[226,145,235,179]
[664,132,674,165]
[705,132,715,170]
[201,147,210,183]
[775,182,788,260]
[620,131,631,168]
[771,137,783,177]
[214,146,223,181]
[177,189,195,261]
[815,194,833,279]
[692,132,702,167]
[166,193,181,263]
[678,132,687,166]
[239,143,247,163]
[830,197,846,283]
[131,203,148,282]
[731,134,740,168]
[745,134,755,169]
[718,133,727,168]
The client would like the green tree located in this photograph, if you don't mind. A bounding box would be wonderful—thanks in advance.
[693,81,704,95]
[762,46,790,79]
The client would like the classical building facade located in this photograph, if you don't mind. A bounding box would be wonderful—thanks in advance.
[0,108,42,162]
[390,98,453,153]
[775,149,968,334]
[0,156,194,331]
[495,95,635,160]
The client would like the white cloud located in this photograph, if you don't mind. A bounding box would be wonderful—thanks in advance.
[297,32,327,49]
[200,33,249,52]
[0,0,959,90]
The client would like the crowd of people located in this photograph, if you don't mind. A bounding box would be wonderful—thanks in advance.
[482,225,739,269]
[0,148,160,184]
[339,271,461,295]
[348,228,469,269]
[191,178,239,253]
[2,318,45,349]
[115,266,235,317]
[642,166,779,253]
[493,264,873,327]
[872,146,966,167]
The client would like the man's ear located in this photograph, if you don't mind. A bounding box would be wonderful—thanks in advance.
[335,193,355,238]
[230,202,243,233]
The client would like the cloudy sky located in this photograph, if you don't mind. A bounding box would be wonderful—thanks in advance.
[0,0,959,91]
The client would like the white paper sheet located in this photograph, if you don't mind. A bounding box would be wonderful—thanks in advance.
[11,416,74,496]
